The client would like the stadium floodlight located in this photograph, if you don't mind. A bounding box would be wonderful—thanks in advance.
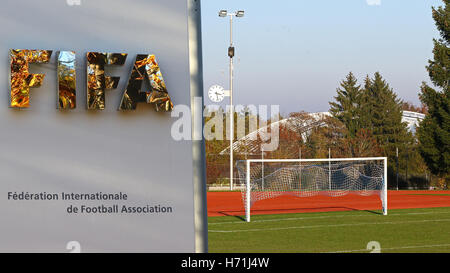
[237,157,388,222]
[219,9,244,191]
[219,10,227,17]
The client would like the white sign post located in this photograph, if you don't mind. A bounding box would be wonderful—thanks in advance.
[0,0,206,252]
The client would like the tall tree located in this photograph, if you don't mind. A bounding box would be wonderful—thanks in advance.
[417,0,450,188]
[361,72,414,171]
[329,72,362,137]
[329,72,411,163]
[359,75,374,131]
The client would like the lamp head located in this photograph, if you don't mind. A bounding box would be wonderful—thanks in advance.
[236,10,245,17]
[219,10,228,17]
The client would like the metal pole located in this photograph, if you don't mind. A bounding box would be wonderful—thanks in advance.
[396,147,399,191]
[246,160,251,222]
[383,157,388,215]
[261,149,264,190]
[299,148,302,191]
[187,0,208,253]
[328,148,331,191]
[230,14,233,45]
[405,147,409,188]
[229,15,234,191]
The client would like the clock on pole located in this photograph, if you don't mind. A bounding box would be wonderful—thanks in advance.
[208,84,229,103]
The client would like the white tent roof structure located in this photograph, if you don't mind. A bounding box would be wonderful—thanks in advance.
[219,111,425,155]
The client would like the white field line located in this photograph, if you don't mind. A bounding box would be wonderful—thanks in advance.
[208,218,450,233]
[208,210,450,226]
[325,243,450,253]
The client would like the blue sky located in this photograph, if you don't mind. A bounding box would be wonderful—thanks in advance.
[201,0,443,116]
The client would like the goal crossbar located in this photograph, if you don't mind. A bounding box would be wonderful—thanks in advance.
[243,157,388,222]
[246,157,388,163]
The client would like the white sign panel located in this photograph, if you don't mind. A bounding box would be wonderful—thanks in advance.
[0,0,196,252]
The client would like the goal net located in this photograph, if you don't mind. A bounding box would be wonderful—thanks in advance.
[236,157,388,222]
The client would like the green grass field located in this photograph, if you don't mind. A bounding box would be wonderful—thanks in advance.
[208,207,450,253]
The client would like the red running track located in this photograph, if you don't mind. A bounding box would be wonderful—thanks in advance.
[207,191,450,217]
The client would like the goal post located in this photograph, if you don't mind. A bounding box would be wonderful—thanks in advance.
[239,157,388,222]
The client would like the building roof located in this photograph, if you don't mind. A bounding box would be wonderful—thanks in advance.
[219,111,425,155]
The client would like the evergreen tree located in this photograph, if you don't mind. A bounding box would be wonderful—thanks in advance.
[417,0,450,188]
[329,72,362,137]
[358,75,374,131]
[329,72,411,164]
[361,72,413,169]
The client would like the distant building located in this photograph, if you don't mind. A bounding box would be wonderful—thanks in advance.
[401,111,425,134]
[220,111,425,155]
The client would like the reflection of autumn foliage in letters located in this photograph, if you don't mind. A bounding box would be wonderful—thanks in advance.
[58,51,77,109]
[120,54,174,112]
[86,52,127,110]
[9,49,173,112]
[9,49,52,108]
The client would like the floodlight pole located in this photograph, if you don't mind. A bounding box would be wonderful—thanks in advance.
[220,10,244,191]
[229,13,234,191]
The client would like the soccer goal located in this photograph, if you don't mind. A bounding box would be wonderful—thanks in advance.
[236,157,388,222]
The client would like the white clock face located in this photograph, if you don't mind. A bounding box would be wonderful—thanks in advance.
[208,85,226,103]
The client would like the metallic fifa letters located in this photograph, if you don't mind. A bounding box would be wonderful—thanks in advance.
[9,49,173,112]
[10,49,52,108]
[120,54,173,112]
